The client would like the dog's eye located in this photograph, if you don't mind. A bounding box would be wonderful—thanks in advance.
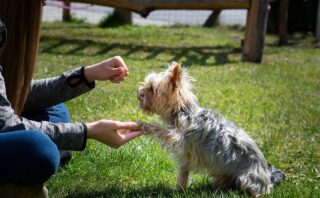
[149,85,157,95]
[149,86,154,93]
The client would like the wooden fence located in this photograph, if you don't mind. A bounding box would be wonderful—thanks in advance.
[61,0,270,63]
[0,0,270,63]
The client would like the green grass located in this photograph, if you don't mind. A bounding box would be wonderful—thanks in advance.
[38,22,320,197]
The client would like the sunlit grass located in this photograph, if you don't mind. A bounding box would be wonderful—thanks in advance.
[37,22,320,198]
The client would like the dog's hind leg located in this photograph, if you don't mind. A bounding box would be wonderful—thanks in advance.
[212,176,236,190]
[235,170,271,197]
[176,164,190,190]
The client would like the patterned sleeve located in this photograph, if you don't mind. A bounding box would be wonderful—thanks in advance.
[0,66,87,150]
[23,67,95,112]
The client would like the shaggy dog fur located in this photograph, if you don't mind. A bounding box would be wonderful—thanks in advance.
[137,63,286,197]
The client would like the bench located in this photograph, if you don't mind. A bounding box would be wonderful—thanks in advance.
[62,0,270,63]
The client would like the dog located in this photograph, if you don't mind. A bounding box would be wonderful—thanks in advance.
[137,62,286,197]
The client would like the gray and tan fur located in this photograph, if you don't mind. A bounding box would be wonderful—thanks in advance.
[137,63,286,197]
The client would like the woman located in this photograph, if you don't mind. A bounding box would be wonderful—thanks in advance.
[0,6,141,198]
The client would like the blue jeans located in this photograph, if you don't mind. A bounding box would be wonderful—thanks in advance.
[0,103,70,185]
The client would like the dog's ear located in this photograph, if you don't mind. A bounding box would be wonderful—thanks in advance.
[170,63,182,89]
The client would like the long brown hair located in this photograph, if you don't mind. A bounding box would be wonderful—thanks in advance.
[0,0,43,115]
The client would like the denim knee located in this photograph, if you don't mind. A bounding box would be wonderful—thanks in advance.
[21,103,71,123]
[0,130,60,185]
[26,131,60,183]
[49,103,71,123]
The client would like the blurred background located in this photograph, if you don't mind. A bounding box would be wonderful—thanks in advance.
[43,1,247,26]
[43,0,319,38]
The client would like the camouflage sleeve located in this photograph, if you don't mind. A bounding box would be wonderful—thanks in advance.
[23,67,95,112]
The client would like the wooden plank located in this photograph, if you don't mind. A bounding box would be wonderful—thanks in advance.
[63,0,250,16]
[59,0,268,63]
[278,0,289,45]
[112,8,132,24]
[241,0,270,63]
[316,0,320,42]
[203,10,221,27]
[62,2,72,22]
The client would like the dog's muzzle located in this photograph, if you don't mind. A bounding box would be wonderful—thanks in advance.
[137,89,144,102]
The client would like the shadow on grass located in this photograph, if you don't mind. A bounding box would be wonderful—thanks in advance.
[66,183,238,198]
[266,33,319,48]
[40,35,241,66]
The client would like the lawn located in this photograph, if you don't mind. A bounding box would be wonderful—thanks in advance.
[37,22,320,198]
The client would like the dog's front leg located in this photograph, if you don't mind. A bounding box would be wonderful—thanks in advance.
[176,164,190,190]
[137,121,182,148]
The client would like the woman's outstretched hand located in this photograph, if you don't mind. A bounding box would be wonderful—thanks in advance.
[86,120,142,148]
[84,56,140,148]
[84,56,129,84]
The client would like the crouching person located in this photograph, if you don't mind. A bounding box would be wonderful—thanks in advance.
[0,16,141,197]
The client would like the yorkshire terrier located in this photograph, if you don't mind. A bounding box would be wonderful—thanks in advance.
[137,63,286,197]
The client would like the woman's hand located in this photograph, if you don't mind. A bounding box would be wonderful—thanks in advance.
[86,120,142,148]
[84,56,129,84]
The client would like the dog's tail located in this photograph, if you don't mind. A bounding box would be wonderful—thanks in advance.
[268,164,286,186]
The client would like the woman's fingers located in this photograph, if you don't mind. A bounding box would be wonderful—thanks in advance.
[110,67,124,77]
[119,130,142,142]
[114,56,128,73]
[115,121,141,131]
[115,122,142,144]
[110,76,125,84]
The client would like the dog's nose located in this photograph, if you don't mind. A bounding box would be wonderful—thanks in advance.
[137,89,144,100]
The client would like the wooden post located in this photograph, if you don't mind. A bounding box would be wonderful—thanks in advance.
[203,10,221,27]
[112,8,132,24]
[63,2,72,22]
[60,0,271,62]
[316,0,320,42]
[278,0,289,45]
[242,0,270,63]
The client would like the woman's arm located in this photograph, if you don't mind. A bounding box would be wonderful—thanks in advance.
[22,67,95,112]
[23,56,128,112]
[0,71,86,150]
[0,69,140,150]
